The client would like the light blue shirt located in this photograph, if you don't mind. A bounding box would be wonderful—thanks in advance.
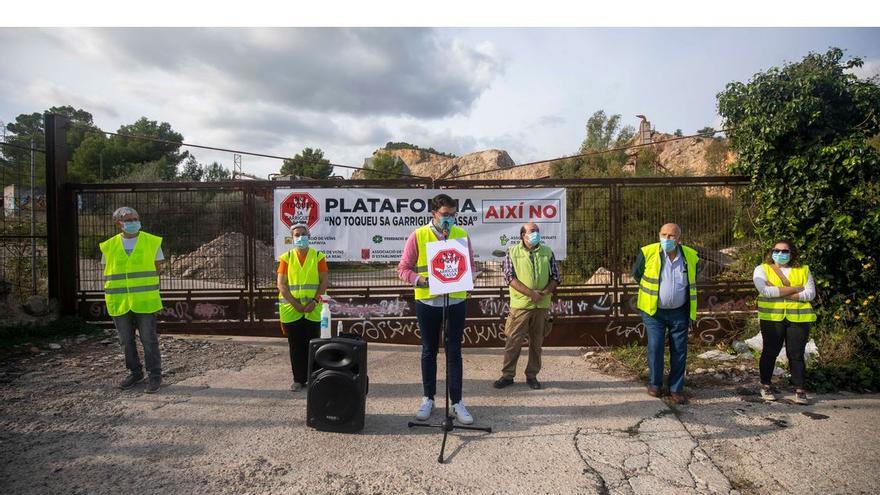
[657,248,688,309]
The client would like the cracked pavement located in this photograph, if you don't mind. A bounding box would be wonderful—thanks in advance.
[2,336,878,494]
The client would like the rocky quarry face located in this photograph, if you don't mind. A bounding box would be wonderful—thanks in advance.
[353,134,729,181]
[352,149,541,180]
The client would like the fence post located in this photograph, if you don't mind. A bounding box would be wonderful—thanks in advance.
[609,182,622,317]
[244,183,256,323]
[45,113,77,315]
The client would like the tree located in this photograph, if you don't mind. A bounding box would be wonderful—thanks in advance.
[674,129,684,137]
[177,155,204,182]
[203,161,230,181]
[362,153,403,179]
[3,106,96,184]
[280,147,332,179]
[69,133,108,182]
[103,117,189,181]
[579,110,634,154]
[696,126,716,136]
[703,139,728,174]
[718,48,880,380]
[553,110,634,178]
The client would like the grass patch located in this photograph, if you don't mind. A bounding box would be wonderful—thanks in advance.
[0,317,102,348]
[610,342,743,379]
[806,358,880,393]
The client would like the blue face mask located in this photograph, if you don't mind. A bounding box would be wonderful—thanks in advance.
[122,220,141,234]
[772,252,790,265]
[659,238,677,252]
[526,231,541,246]
[437,215,455,231]
[293,235,309,248]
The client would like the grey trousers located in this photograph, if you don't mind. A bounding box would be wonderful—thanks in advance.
[112,311,162,378]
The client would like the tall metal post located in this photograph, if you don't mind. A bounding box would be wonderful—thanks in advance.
[610,183,622,316]
[45,113,76,314]
[30,137,37,294]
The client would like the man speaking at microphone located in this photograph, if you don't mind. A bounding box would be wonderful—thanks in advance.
[397,193,476,425]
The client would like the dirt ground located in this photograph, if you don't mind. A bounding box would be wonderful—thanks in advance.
[1,334,878,494]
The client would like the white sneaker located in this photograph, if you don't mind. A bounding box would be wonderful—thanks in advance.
[452,401,474,425]
[415,397,434,421]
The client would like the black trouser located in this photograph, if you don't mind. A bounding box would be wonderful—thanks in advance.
[282,318,320,384]
[759,319,810,389]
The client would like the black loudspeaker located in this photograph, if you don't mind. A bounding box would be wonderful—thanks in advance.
[306,336,368,433]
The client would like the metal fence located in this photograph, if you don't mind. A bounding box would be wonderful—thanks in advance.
[0,136,48,307]
[70,176,758,346]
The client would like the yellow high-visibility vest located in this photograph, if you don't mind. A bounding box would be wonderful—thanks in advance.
[413,224,468,301]
[99,232,163,317]
[637,242,699,320]
[756,264,816,323]
[278,248,325,323]
[508,243,553,310]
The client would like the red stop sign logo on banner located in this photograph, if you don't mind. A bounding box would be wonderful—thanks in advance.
[280,192,319,230]
[431,249,467,283]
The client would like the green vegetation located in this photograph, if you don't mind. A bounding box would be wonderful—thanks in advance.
[383,141,455,158]
[552,110,635,178]
[362,152,405,179]
[704,138,728,174]
[280,147,333,179]
[719,47,880,391]
[2,107,231,184]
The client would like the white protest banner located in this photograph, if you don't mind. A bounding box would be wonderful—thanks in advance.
[273,188,566,261]
[425,238,474,295]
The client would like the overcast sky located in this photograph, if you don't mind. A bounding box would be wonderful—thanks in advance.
[1,27,878,178]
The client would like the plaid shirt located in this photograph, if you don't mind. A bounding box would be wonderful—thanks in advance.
[503,246,561,286]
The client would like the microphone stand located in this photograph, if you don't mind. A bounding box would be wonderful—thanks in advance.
[408,229,492,463]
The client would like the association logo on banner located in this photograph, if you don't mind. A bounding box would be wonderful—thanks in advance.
[432,249,467,283]
[280,192,320,230]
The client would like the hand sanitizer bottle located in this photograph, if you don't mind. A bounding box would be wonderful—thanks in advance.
[319,297,331,339]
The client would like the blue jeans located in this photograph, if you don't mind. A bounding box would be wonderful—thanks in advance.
[641,305,690,393]
[112,311,162,379]
[416,300,466,404]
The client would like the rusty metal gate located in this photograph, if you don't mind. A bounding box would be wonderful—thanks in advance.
[68,175,757,347]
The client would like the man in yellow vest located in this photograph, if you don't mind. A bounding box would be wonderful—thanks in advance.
[99,206,164,393]
[493,222,560,390]
[631,223,699,405]
[277,222,329,391]
[397,193,476,425]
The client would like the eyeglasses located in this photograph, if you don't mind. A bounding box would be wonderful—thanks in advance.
[771,249,790,254]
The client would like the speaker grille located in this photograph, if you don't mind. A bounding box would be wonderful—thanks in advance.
[309,370,361,424]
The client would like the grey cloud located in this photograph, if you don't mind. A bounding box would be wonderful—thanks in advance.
[533,114,566,128]
[203,106,393,149]
[21,79,119,119]
[72,28,504,119]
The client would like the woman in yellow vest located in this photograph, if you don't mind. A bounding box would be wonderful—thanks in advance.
[753,240,815,404]
[99,206,164,394]
[277,223,329,391]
